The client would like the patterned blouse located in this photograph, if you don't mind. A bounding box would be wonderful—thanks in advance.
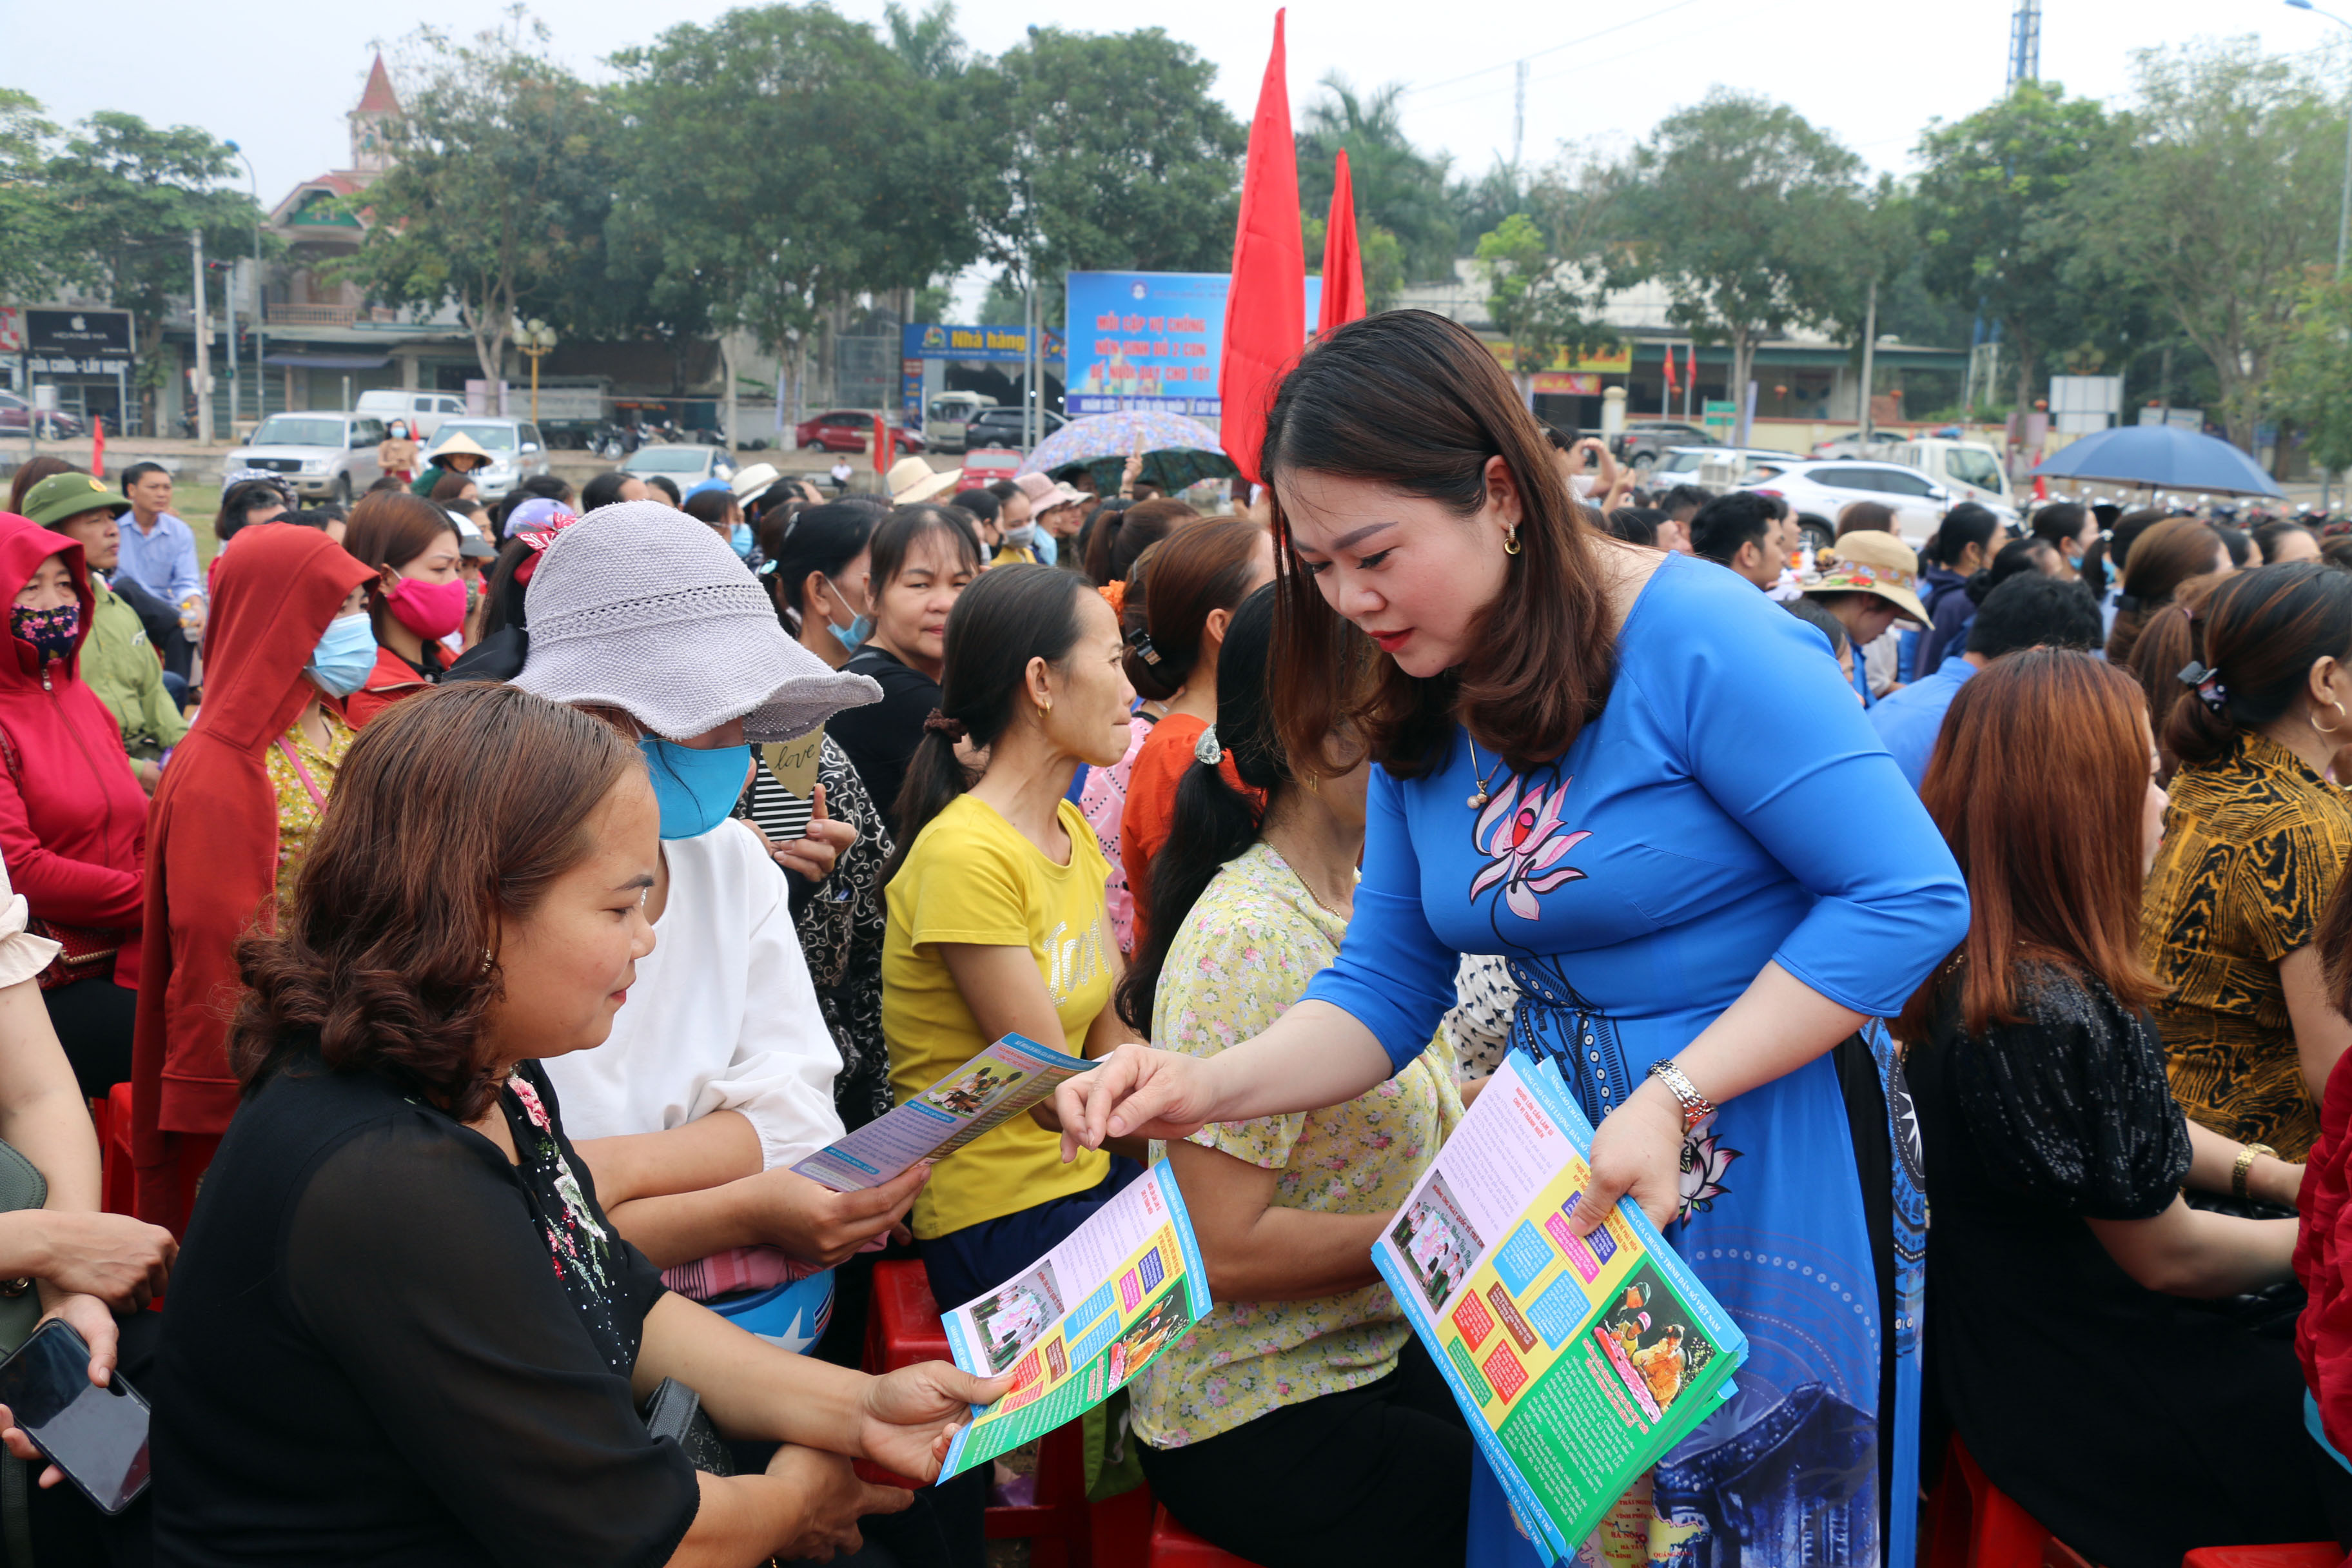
[264,708,355,910]
[1128,841,1462,1449]
[2141,730,2352,1159]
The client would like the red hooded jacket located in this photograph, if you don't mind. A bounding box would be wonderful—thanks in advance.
[344,642,444,729]
[132,524,371,1233]
[2298,1045,2352,1456]
[0,513,147,985]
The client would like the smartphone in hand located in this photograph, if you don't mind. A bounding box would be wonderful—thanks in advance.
[0,1318,150,1513]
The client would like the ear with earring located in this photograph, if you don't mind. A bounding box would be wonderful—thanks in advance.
[2315,698,2347,738]
[1503,522,1522,556]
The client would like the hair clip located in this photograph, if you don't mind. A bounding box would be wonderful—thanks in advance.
[1122,625,1164,666]
[1193,725,1223,765]
[2177,660,2229,711]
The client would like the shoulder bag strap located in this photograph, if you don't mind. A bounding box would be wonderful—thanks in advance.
[273,735,329,815]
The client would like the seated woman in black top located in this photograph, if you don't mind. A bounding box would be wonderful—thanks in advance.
[138,683,1005,1567]
[830,505,981,830]
[1899,648,2352,1568]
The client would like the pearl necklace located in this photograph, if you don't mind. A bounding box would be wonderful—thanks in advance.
[1465,735,1508,810]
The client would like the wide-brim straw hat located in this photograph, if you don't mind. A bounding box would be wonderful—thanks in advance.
[511,500,881,742]
[1803,529,1930,628]
[886,456,961,505]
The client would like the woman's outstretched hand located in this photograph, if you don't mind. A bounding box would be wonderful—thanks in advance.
[854,1362,1012,1483]
[1564,1079,1685,1235]
[1051,1044,1220,1162]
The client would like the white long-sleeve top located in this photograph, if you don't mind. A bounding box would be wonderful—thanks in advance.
[542,818,844,1170]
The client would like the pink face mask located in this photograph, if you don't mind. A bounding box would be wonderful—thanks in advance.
[382,576,466,641]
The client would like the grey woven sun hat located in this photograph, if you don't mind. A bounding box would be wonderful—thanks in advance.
[512,500,881,742]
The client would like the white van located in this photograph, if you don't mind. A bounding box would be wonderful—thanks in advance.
[1889,438,2018,526]
[355,389,472,440]
[925,391,997,455]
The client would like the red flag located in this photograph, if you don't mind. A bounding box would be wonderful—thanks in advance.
[1317,148,1366,336]
[1685,344,1698,393]
[1662,343,1679,397]
[90,416,104,478]
[1219,9,1304,486]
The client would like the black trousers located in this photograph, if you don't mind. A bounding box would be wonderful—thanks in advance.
[40,979,135,1101]
[1137,1336,1472,1568]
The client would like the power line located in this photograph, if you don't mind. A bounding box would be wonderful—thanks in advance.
[1400,0,1714,99]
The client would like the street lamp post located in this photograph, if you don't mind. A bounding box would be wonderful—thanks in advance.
[225,142,265,427]
[516,319,558,424]
[2286,1,2352,506]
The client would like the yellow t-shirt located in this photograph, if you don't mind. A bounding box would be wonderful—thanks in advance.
[884,793,1113,1238]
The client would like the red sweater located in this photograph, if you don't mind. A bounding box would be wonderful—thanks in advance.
[344,640,442,729]
[0,514,147,985]
[2298,1046,2352,1455]
[131,524,372,1233]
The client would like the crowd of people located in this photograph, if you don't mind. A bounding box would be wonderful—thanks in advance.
[2,307,2352,1568]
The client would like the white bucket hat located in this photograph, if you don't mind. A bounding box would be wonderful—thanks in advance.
[729,462,781,501]
[887,455,962,505]
[511,501,881,742]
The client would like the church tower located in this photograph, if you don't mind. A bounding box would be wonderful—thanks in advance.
[349,54,401,173]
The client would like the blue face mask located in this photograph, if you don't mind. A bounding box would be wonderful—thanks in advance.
[730,522,754,559]
[639,736,752,839]
[822,574,872,656]
[306,613,378,697]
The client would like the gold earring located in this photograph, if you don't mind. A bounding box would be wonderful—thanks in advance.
[1503,524,1522,556]
[2317,700,2348,738]
[1039,698,1053,717]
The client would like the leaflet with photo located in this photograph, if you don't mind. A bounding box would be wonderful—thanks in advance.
[1374,1055,1748,1565]
[935,1161,1210,1480]
[792,1032,1090,1193]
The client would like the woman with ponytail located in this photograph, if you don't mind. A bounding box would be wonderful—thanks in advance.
[1117,515,1275,944]
[1118,583,1470,1567]
[2144,562,2352,1161]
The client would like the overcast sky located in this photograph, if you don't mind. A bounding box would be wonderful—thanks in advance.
[12,0,2342,315]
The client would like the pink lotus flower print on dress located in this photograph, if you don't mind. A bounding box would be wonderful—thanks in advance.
[1469,775,1591,921]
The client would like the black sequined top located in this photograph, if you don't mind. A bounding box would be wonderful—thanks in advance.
[1910,963,2325,1568]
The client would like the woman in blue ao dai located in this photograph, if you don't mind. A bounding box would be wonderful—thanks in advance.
[1055,312,1968,1568]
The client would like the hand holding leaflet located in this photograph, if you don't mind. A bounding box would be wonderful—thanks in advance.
[794,1034,1092,1193]
[1374,1055,1748,1565]
[932,1161,1211,1480]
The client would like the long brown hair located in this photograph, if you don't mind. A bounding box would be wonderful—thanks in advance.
[229,683,643,1120]
[1260,310,1612,777]
[2124,573,2221,781]
[1084,497,1197,587]
[2106,516,2222,666]
[1126,514,1266,701]
[1897,649,2157,1040]
[2166,561,2352,770]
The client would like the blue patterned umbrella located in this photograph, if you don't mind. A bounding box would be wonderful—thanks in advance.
[1019,411,1230,477]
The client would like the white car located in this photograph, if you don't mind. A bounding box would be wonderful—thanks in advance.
[620,444,737,491]
[355,389,471,440]
[1743,460,1954,552]
[224,412,386,505]
[1647,446,1806,494]
[420,418,551,502]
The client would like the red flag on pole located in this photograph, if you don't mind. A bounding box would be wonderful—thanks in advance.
[1317,148,1366,336]
[1662,343,1679,397]
[1219,9,1304,487]
[90,416,104,479]
[1685,344,1698,392]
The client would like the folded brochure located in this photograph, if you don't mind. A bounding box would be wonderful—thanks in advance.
[792,1032,1091,1192]
[1373,1054,1748,1563]
[935,1161,1210,1481]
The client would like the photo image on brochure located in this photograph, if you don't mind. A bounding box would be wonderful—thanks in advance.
[1391,1171,1484,1313]
[1591,1259,1718,1422]
[970,1262,1065,1375]
[1105,1283,1193,1391]
[923,1059,1027,1119]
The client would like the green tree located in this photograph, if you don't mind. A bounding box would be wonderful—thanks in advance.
[1303,214,1406,313]
[1296,77,1455,284]
[1474,194,1615,404]
[1912,83,2126,411]
[989,28,1246,319]
[331,18,622,384]
[1609,92,1870,442]
[0,92,63,308]
[2070,39,2344,450]
[41,111,260,427]
[2271,268,2352,476]
[611,4,1000,419]
[885,0,967,80]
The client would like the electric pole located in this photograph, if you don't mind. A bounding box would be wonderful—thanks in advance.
[190,231,213,446]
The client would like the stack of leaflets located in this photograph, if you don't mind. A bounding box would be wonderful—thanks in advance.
[792,1033,1092,1193]
[1373,1056,1748,1563]
[934,1162,1209,1481]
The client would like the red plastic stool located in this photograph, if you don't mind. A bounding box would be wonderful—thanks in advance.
[1925,1436,2061,1568]
[2180,1547,2346,1567]
[1148,1504,1265,1568]
[863,1259,1094,1567]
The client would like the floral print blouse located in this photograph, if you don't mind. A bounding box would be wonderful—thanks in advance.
[1128,841,1462,1449]
[265,708,353,911]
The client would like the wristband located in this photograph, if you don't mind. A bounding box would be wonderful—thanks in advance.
[1646,1059,1716,1133]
